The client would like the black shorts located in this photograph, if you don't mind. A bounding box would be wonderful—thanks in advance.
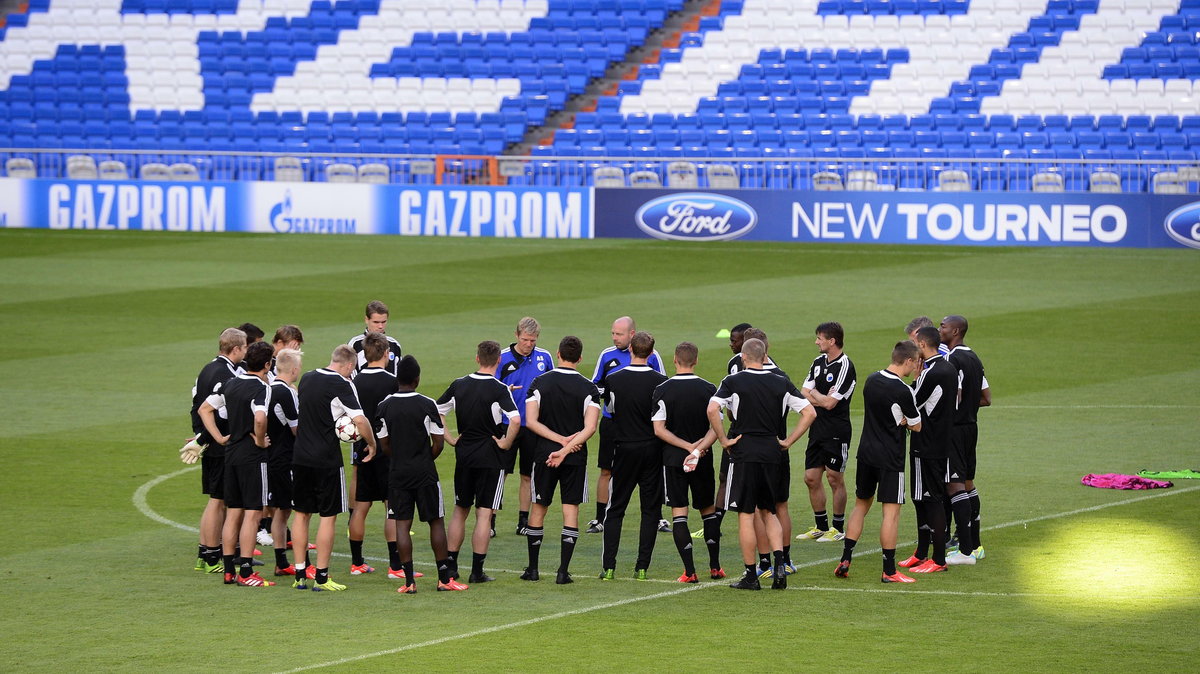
[949,424,978,481]
[596,417,615,470]
[531,461,588,506]
[267,463,293,509]
[504,426,538,476]
[663,457,715,510]
[388,482,445,523]
[355,454,390,503]
[775,452,791,502]
[223,461,268,511]
[453,465,506,510]
[291,464,348,517]
[910,455,948,503]
[201,453,224,499]
[724,461,783,514]
[854,460,905,505]
[805,437,850,472]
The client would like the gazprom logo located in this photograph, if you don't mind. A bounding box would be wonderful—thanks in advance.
[1163,202,1200,249]
[269,191,293,233]
[634,193,757,241]
[267,190,357,234]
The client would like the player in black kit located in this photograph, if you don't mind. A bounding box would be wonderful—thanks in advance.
[941,315,991,562]
[798,322,857,543]
[652,341,722,583]
[265,348,302,577]
[198,341,275,587]
[598,331,668,580]
[521,335,602,585]
[835,341,922,584]
[347,332,399,577]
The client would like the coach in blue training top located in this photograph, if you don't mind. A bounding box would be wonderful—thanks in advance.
[497,316,556,536]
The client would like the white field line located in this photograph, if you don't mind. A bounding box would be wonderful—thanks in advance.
[990,404,1200,409]
[133,470,1200,672]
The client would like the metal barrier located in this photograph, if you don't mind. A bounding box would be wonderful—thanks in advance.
[3,148,1199,194]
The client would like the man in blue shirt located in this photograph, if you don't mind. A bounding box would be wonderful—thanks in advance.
[497,317,556,536]
[588,316,665,533]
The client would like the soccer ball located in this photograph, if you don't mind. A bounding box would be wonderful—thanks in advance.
[334,414,360,443]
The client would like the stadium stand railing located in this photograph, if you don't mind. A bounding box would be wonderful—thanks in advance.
[2,148,1198,193]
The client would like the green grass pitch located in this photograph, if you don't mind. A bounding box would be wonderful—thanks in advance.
[1,229,1197,672]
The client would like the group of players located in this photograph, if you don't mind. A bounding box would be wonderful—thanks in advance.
[182,301,989,592]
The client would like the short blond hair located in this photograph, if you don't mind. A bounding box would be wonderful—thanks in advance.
[331,344,357,366]
[218,328,246,354]
[275,348,303,375]
[517,316,540,336]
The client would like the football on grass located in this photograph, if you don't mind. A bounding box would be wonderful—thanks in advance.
[334,414,360,443]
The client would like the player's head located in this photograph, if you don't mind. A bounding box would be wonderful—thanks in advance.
[365,300,389,333]
[611,316,635,349]
[238,323,265,344]
[630,331,654,359]
[741,337,767,366]
[905,315,934,341]
[476,340,501,368]
[743,327,768,351]
[275,348,303,381]
[363,331,388,365]
[272,324,304,352]
[891,340,921,376]
[674,341,698,370]
[558,335,583,365]
[396,355,421,389]
[219,327,247,359]
[913,326,941,358]
[243,341,274,373]
[330,344,357,377]
[815,321,844,352]
[515,316,540,357]
[939,315,968,345]
[730,322,752,354]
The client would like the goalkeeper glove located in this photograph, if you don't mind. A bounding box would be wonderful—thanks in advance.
[179,435,206,464]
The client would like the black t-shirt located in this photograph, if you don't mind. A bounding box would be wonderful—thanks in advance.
[436,373,520,469]
[206,373,270,466]
[190,354,240,455]
[525,367,603,467]
[266,380,299,469]
[293,368,364,469]
[350,367,398,464]
[911,354,957,458]
[376,392,444,489]
[349,330,403,376]
[802,352,856,442]
[711,368,810,464]
[651,374,717,467]
[605,365,668,445]
[856,370,921,472]
[947,345,988,426]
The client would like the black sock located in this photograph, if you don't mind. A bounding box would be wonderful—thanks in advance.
[814,509,829,531]
[274,547,289,568]
[518,510,529,526]
[203,545,221,564]
[929,500,948,566]
[447,550,460,578]
[772,549,785,570]
[402,561,415,586]
[715,508,725,528]
[349,538,364,566]
[782,545,791,564]
[744,563,757,578]
[471,552,486,577]
[882,548,896,576]
[526,527,545,569]
[260,516,272,533]
[702,512,721,570]
[239,557,253,579]
[841,537,857,563]
[197,544,205,559]
[915,502,931,560]
[672,516,695,575]
[223,554,235,575]
[832,513,845,532]
[315,567,329,584]
[758,553,771,572]
[596,502,607,523]
[969,489,981,548]
[387,540,401,570]
[950,490,974,554]
[559,526,579,572]
[436,558,453,584]
[490,512,497,531]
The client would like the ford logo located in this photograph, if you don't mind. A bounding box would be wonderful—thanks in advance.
[635,193,757,241]
[1164,202,1200,249]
